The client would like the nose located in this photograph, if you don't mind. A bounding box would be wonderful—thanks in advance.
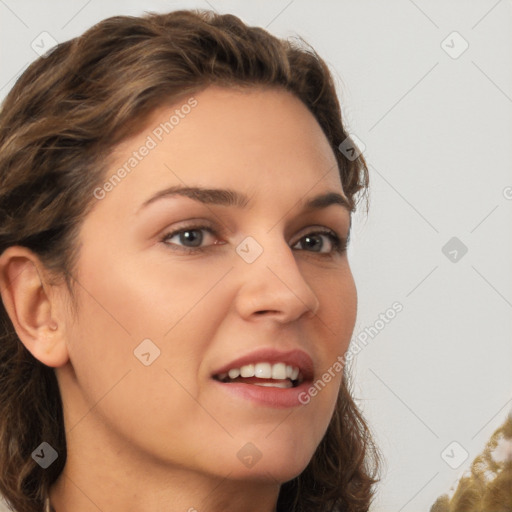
[234,235,320,323]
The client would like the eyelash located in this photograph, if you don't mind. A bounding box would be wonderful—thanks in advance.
[160,223,348,257]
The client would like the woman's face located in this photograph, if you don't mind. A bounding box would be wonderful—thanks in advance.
[56,85,357,483]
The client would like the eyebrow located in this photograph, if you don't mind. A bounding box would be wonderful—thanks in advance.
[137,185,352,214]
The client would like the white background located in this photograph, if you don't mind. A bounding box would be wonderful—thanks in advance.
[1,1,511,511]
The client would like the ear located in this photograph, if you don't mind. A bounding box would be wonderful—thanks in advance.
[0,246,69,367]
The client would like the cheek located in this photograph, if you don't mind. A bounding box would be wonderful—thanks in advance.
[293,264,356,423]
[67,253,232,396]
[314,263,357,353]
[311,266,356,409]
[74,249,224,340]
[63,269,228,459]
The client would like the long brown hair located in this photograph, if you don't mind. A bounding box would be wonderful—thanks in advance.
[0,9,379,512]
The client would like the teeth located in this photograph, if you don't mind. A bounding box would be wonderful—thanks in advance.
[240,364,254,378]
[219,362,301,382]
[228,368,240,379]
[253,380,293,389]
[254,362,272,378]
[271,362,287,380]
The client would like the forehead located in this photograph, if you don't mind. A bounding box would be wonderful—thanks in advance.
[97,85,345,213]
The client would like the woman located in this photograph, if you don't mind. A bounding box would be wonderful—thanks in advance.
[0,9,379,512]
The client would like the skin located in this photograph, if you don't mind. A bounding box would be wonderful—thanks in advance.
[0,85,357,512]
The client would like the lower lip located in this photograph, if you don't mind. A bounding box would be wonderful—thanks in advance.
[212,379,311,408]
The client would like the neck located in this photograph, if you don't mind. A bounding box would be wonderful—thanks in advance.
[48,435,280,512]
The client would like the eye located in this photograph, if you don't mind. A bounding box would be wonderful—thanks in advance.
[160,224,347,256]
[161,224,222,253]
[291,229,346,255]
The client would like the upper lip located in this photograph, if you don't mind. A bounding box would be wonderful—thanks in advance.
[212,348,314,381]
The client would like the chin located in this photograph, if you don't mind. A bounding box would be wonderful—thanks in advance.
[228,460,311,485]
[221,438,317,484]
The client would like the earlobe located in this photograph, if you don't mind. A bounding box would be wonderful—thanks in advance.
[0,246,69,367]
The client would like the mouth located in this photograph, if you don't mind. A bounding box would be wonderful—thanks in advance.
[211,348,314,408]
[213,362,304,389]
